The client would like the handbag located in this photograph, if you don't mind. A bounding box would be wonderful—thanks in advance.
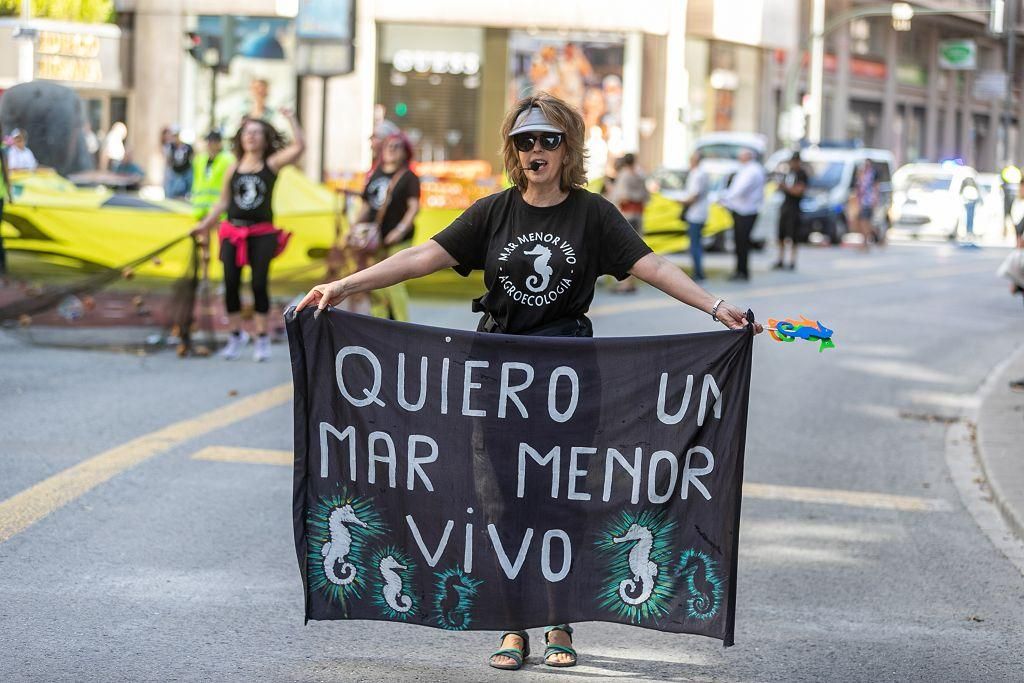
[346,169,407,255]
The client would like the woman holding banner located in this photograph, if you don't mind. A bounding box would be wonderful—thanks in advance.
[296,92,761,669]
[192,111,305,362]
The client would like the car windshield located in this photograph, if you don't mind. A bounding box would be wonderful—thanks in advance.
[805,161,844,189]
[653,169,687,192]
[900,174,952,192]
[696,143,756,161]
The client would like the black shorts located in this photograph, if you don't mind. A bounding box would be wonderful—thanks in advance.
[778,205,801,241]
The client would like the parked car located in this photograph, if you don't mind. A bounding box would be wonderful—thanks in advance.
[647,164,736,251]
[889,162,980,240]
[758,146,895,245]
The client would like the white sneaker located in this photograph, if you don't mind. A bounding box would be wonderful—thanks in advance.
[220,330,251,360]
[253,335,271,362]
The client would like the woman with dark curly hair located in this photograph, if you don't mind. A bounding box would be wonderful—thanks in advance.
[297,92,760,669]
[192,112,305,361]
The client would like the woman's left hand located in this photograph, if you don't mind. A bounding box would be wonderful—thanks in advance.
[383,227,408,246]
[714,301,763,334]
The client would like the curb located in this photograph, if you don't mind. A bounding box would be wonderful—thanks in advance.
[974,343,1024,541]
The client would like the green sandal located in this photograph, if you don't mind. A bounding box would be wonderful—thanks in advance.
[489,631,530,671]
[543,625,577,668]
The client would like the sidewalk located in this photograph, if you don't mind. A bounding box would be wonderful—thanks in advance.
[976,345,1024,540]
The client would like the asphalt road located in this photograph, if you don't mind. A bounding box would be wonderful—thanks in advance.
[1,242,1023,682]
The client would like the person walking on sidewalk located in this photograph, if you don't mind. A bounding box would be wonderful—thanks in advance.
[296,92,763,672]
[191,111,306,362]
[720,148,765,281]
[775,151,807,271]
[677,150,709,281]
[608,152,650,291]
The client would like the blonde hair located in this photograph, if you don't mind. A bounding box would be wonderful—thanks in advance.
[500,92,588,192]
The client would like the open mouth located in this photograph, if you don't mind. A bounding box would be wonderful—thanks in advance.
[528,160,548,171]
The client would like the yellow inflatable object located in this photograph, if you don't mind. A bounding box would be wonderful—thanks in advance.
[1,168,338,285]
[0,170,714,301]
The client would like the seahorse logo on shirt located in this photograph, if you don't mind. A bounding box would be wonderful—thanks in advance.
[234,174,266,211]
[523,243,553,292]
[495,232,578,308]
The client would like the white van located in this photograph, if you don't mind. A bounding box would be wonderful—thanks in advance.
[889,162,981,239]
[757,146,895,244]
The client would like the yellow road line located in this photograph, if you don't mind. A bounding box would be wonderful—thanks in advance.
[192,446,292,466]
[590,262,996,318]
[192,448,950,513]
[0,383,292,544]
[744,482,952,512]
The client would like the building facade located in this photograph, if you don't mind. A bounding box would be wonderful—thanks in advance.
[782,0,1024,170]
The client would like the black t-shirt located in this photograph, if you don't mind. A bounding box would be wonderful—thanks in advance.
[782,167,809,211]
[227,164,277,224]
[167,142,194,174]
[432,188,653,334]
[362,166,421,242]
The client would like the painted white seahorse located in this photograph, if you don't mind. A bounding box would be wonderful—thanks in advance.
[379,555,413,613]
[523,244,553,293]
[321,504,368,585]
[612,523,659,605]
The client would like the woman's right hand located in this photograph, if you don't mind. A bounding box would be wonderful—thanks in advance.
[296,280,348,313]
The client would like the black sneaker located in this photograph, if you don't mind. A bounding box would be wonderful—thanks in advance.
[771,261,786,270]
[786,263,796,271]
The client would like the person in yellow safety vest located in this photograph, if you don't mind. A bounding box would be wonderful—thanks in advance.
[191,130,235,220]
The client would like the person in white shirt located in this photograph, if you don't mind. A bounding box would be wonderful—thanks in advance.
[6,129,38,171]
[679,151,710,281]
[720,149,766,281]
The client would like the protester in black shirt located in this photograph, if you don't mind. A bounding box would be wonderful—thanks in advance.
[192,111,305,362]
[347,133,420,317]
[163,126,194,199]
[296,92,761,669]
[775,151,808,271]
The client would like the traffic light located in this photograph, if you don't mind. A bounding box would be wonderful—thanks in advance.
[184,31,228,72]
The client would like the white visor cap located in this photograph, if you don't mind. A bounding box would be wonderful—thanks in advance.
[508,106,564,137]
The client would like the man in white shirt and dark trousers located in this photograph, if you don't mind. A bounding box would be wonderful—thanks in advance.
[679,151,709,281]
[720,149,765,281]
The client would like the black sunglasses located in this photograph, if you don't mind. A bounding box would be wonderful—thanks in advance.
[512,132,564,153]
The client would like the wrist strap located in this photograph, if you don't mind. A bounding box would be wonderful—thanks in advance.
[710,298,725,322]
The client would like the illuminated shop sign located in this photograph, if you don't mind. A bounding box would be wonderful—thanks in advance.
[35,31,104,84]
[392,49,480,75]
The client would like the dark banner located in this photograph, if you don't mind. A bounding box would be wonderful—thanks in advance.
[286,308,753,644]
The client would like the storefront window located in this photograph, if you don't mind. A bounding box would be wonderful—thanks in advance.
[377,24,484,163]
[508,30,625,180]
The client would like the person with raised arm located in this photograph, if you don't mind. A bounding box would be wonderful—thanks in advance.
[192,110,305,361]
